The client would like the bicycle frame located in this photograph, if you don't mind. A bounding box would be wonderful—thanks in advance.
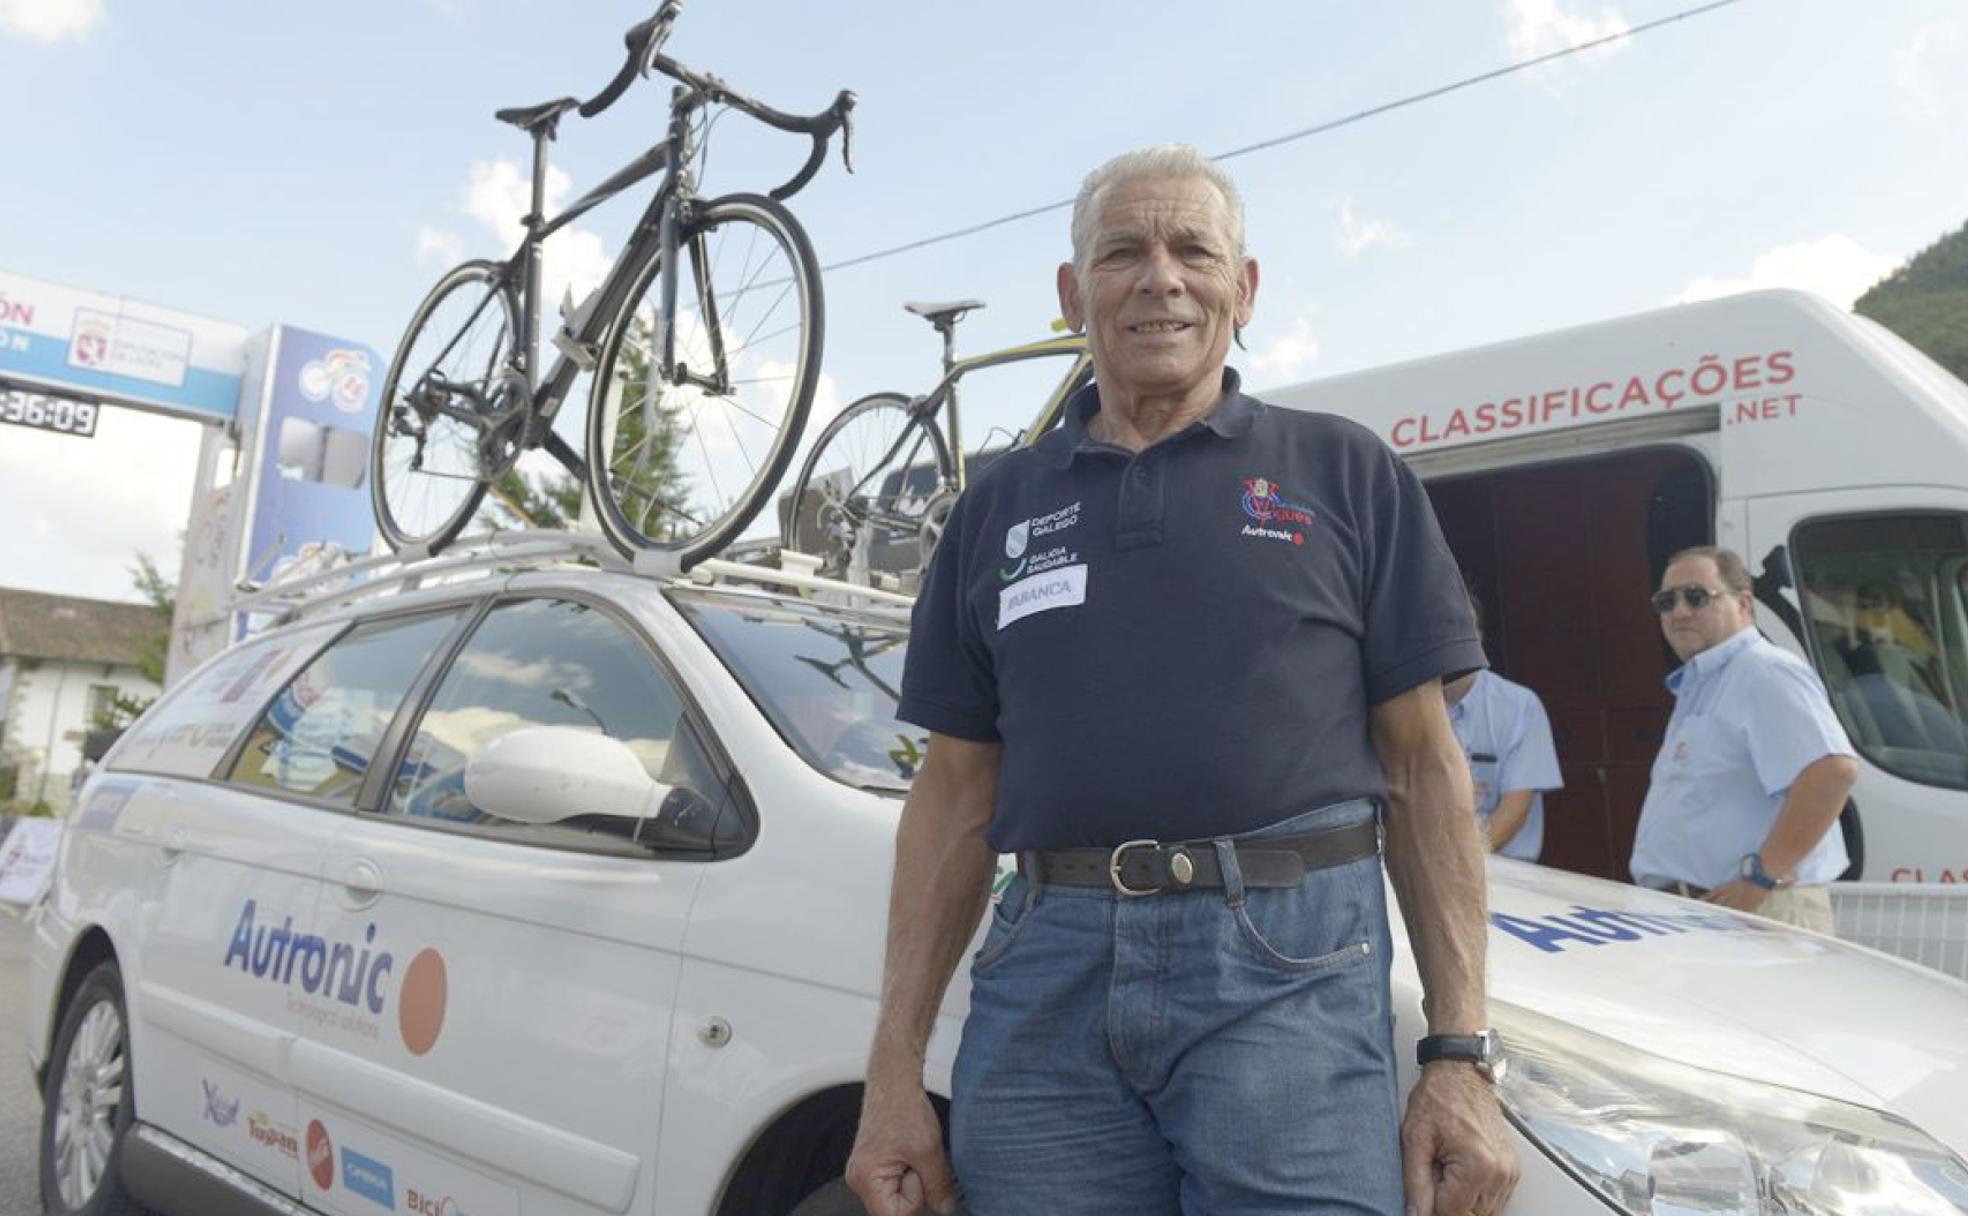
[926,333,1092,492]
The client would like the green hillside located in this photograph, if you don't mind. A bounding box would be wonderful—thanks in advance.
[1855,220,1968,385]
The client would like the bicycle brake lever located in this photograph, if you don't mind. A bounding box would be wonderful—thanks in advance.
[839,97,857,174]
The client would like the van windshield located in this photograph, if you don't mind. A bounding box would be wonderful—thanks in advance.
[1795,514,1968,790]
[670,589,926,793]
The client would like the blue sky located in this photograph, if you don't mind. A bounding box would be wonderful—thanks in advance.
[3,0,1964,600]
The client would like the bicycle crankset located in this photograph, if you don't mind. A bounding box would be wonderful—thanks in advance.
[473,370,533,480]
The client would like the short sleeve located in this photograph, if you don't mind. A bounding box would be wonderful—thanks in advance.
[1498,690,1563,794]
[1744,654,1856,796]
[1360,444,1486,704]
[898,492,1001,742]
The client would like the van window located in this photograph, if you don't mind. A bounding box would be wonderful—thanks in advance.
[1795,514,1968,790]
[385,598,727,849]
[113,622,342,779]
[223,612,464,805]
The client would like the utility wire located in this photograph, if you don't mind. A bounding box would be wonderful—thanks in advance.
[821,0,1745,274]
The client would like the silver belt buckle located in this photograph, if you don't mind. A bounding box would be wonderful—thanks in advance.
[1109,838,1162,897]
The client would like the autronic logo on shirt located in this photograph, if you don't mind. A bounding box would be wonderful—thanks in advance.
[1239,476,1315,546]
[223,900,449,1055]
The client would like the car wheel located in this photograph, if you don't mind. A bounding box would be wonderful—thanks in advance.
[39,960,148,1216]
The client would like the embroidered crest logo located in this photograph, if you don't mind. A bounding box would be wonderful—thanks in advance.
[1005,521,1029,560]
[1239,476,1316,546]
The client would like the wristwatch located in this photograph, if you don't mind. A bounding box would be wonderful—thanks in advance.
[1738,852,1795,890]
[1416,1029,1505,1084]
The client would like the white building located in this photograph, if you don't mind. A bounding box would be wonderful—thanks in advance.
[0,588,163,814]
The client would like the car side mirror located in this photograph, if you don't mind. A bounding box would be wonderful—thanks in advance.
[465,726,675,826]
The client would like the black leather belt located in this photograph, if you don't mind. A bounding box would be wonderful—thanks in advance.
[1019,819,1380,897]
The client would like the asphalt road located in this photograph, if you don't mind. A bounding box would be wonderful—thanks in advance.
[2,908,42,1216]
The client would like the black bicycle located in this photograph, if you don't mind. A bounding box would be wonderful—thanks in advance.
[370,1,854,568]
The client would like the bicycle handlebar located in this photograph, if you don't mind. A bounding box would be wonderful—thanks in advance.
[577,2,856,200]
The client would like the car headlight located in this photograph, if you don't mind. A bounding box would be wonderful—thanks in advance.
[1494,1003,1968,1215]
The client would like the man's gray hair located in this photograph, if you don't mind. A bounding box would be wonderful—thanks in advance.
[1068,144,1246,276]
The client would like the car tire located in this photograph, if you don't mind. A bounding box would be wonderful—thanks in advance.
[39,960,148,1216]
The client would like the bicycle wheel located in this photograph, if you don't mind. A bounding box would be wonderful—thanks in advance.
[588,192,823,565]
[370,260,518,552]
[786,391,953,582]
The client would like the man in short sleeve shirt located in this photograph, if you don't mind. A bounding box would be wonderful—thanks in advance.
[1630,546,1858,932]
[847,145,1518,1216]
[1446,668,1563,862]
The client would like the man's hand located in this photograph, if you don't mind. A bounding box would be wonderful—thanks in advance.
[846,1078,960,1216]
[1401,1063,1520,1216]
[1703,878,1771,912]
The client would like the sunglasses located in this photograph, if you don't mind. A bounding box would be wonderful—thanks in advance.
[1651,585,1732,614]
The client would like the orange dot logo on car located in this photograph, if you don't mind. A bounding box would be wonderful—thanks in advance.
[307,1120,334,1191]
[398,948,448,1056]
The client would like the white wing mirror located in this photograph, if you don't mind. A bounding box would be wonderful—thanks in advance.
[464,726,674,825]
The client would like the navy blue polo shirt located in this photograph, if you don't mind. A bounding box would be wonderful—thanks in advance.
[898,369,1484,851]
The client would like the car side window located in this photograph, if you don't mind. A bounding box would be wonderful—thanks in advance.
[223,612,464,805]
[385,597,728,850]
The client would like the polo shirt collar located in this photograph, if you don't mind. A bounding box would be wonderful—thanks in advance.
[1049,367,1257,468]
[1665,625,1758,694]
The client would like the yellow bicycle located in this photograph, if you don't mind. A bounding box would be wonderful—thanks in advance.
[783,299,1090,583]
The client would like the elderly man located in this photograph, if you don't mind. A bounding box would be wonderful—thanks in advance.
[846,145,1518,1216]
[1630,546,1859,931]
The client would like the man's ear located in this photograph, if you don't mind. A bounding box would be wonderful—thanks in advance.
[1057,262,1084,332]
[1236,256,1260,328]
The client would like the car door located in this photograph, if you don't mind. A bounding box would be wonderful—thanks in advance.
[120,610,462,1199]
[298,593,734,1216]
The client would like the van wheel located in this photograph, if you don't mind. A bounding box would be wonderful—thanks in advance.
[40,961,147,1216]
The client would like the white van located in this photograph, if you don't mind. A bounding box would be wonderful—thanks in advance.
[1263,290,1968,898]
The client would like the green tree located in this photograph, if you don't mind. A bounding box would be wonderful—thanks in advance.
[92,554,173,730]
[1855,219,1968,385]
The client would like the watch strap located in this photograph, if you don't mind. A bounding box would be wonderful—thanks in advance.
[1416,1032,1491,1067]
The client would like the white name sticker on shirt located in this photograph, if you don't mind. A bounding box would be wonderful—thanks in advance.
[998,564,1088,629]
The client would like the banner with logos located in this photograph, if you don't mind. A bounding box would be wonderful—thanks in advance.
[0,270,249,423]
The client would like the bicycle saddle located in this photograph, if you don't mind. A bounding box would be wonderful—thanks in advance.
[904,299,986,328]
[495,97,581,135]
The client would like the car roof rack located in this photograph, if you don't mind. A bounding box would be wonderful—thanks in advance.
[225,529,916,626]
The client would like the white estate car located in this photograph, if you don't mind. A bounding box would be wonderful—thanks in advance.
[23,546,1968,1216]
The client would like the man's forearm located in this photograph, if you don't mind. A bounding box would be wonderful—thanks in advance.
[866,766,999,1085]
[1758,756,1859,877]
[1486,790,1533,852]
[1375,690,1490,1036]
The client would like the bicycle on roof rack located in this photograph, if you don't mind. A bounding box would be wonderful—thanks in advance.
[369,0,855,571]
[782,299,1091,586]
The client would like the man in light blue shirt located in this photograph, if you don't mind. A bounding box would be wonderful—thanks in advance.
[1630,546,1858,932]
[1444,598,1562,861]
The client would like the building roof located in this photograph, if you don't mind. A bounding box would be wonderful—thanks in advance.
[0,587,163,668]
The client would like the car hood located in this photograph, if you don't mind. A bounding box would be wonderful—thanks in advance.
[1409,861,1968,1156]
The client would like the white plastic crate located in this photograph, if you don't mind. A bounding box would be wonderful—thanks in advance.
[1831,883,1968,982]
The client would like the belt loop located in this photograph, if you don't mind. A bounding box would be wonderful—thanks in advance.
[1018,852,1043,910]
[1211,838,1247,908]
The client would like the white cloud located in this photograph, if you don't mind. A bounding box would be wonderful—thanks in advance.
[0,0,105,42]
[1672,235,1899,310]
[1504,0,1629,93]
[1250,317,1322,383]
[452,158,612,323]
[0,407,201,600]
[1893,21,1961,119]
[1330,195,1412,258]
[414,225,467,269]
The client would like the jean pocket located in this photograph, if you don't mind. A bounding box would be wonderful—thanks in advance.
[973,875,1036,974]
[1231,862,1376,973]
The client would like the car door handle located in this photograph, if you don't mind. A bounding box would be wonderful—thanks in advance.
[336,859,384,909]
[160,829,188,865]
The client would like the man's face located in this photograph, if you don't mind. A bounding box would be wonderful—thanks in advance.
[1057,173,1258,405]
[1656,556,1754,661]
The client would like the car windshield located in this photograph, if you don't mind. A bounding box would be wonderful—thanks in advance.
[671,589,927,793]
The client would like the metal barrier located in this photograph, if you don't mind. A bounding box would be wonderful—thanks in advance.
[1830,883,1968,982]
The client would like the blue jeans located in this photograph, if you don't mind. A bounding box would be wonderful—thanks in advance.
[951,799,1402,1216]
